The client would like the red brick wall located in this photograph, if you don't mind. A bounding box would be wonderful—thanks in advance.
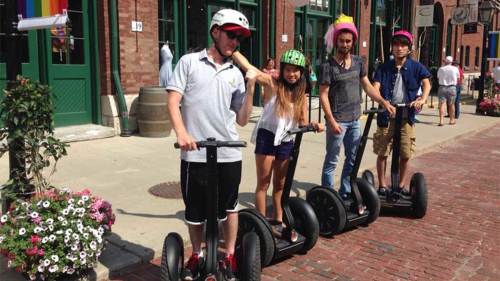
[98,0,159,96]
[274,1,295,67]
[117,0,159,95]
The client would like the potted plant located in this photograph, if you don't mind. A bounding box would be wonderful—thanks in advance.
[0,77,116,280]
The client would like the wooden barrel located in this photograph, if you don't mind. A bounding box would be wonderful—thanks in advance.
[137,86,171,137]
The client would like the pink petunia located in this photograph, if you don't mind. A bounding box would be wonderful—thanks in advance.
[37,248,45,256]
[30,235,41,245]
[25,247,38,256]
[32,216,42,225]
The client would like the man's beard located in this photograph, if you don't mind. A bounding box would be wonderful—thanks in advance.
[337,46,351,55]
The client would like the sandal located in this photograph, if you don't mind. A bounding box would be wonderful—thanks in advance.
[449,121,456,125]
[438,123,444,126]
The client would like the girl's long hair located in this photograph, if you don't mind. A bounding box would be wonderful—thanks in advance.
[275,64,307,123]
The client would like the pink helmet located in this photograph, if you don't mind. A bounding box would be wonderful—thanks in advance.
[333,22,358,44]
[392,30,413,46]
[324,14,358,54]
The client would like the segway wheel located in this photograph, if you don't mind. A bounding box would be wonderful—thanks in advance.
[238,232,261,281]
[361,170,375,188]
[238,209,275,267]
[160,232,184,281]
[306,186,346,236]
[289,197,319,252]
[410,172,428,218]
[357,178,381,224]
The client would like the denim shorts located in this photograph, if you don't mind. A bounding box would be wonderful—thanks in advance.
[254,128,294,160]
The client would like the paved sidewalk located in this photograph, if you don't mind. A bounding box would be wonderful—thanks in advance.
[1,103,499,280]
[115,114,500,281]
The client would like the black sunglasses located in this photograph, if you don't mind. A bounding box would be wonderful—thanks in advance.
[224,30,245,42]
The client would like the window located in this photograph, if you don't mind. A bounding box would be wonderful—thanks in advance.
[309,0,329,12]
[460,45,464,65]
[475,47,480,67]
[465,46,470,67]
[158,0,177,66]
[50,1,84,64]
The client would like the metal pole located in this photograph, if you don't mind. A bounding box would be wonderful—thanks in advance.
[2,0,26,213]
[476,23,490,113]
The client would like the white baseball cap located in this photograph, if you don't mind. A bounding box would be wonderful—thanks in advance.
[445,56,453,64]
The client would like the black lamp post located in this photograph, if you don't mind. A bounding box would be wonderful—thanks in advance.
[476,0,495,113]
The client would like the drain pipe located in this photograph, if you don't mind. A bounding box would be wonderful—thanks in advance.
[109,0,131,136]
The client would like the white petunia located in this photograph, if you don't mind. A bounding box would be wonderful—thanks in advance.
[68,198,75,204]
[67,268,75,274]
[71,244,78,251]
[0,215,7,223]
[82,195,89,202]
[65,229,73,235]
[42,201,50,208]
[30,212,39,219]
[34,227,44,234]
[49,234,56,242]
[56,230,63,235]
[48,265,58,273]
[37,265,45,273]
[62,209,69,215]
[42,237,49,244]
[79,251,86,259]
[0,236,4,244]
[61,220,68,226]
[57,216,64,221]
[43,259,50,266]
[83,233,89,239]
[46,218,53,225]
[77,200,84,206]
[19,228,26,235]
[48,225,54,232]
[51,255,59,262]
[29,274,36,280]
[89,241,97,250]
[72,233,79,240]
[80,258,86,264]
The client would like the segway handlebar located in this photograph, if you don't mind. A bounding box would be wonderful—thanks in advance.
[287,124,317,135]
[174,139,247,148]
[363,107,386,114]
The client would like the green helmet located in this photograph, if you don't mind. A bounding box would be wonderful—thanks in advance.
[280,49,306,68]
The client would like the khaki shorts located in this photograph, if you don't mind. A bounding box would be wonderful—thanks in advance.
[373,119,416,159]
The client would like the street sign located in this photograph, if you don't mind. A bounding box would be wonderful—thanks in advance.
[415,5,434,27]
[451,6,469,24]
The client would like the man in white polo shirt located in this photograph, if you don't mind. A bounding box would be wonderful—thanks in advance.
[437,56,459,126]
[167,9,257,281]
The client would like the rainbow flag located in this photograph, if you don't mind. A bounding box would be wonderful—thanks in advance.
[488,31,500,60]
[17,0,68,18]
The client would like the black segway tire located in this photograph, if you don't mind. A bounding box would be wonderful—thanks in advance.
[357,178,381,224]
[238,209,275,267]
[238,232,261,281]
[306,186,346,236]
[361,170,376,188]
[289,197,320,252]
[410,172,428,218]
[160,232,184,281]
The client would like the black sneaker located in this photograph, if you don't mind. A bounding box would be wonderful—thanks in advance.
[220,254,237,281]
[182,253,204,281]
[378,186,388,195]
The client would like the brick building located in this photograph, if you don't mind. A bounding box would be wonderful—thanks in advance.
[1,0,498,134]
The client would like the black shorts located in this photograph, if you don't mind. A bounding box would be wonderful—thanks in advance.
[180,160,241,225]
[254,128,294,160]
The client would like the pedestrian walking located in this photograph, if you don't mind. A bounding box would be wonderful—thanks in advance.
[437,56,459,125]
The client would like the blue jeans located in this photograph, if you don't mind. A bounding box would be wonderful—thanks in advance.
[455,86,461,118]
[321,120,361,195]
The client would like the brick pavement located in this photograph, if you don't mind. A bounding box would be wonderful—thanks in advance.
[111,124,500,281]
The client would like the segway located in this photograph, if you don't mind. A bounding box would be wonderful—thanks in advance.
[306,109,381,236]
[362,104,428,218]
[237,125,320,267]
[161,139,261,281]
